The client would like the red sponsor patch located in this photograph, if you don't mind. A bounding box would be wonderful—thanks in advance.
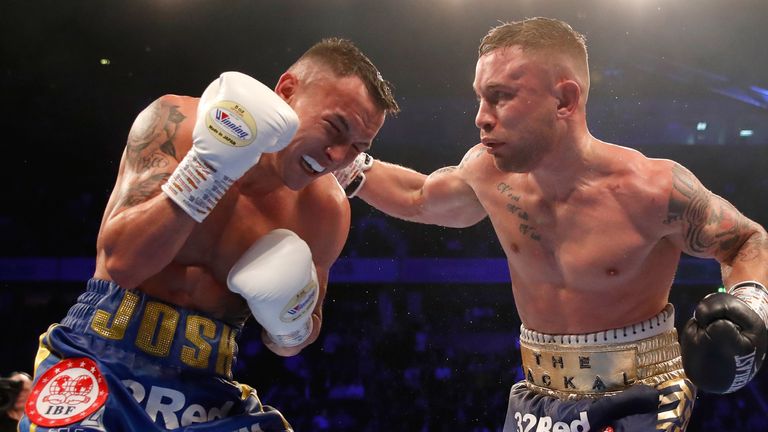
[25,357,109,427]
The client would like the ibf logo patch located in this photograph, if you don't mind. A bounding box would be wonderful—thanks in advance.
[26,357,109,427]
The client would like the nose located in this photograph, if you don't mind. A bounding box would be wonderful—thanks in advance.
[325,142,354,164]
[475,100,496,133]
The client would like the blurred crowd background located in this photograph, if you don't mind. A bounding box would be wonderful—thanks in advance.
[2,0,767,430]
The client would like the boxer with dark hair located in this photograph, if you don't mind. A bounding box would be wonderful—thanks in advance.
[335,17,767,431]
[20,38,399,432]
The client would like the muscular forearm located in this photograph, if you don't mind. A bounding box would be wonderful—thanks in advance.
[356,160,431,222]
[101,195,196,288]
[721,226,768,287]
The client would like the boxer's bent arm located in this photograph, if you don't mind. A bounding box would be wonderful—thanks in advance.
[357,159,487,228]
[263,188,351,356]
[97,96,197,288]
[663,162,768,285]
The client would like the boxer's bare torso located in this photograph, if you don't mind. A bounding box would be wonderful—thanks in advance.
[459,142,682,333]
[93,96,349,325]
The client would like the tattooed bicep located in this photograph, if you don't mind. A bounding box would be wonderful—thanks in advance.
[118,173,172,208]
[663,163,704,226]
[115,98,189,210]
[666,163,752,259]
[125,98,187,171]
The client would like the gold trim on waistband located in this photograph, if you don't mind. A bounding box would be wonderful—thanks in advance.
[520,328,685,399]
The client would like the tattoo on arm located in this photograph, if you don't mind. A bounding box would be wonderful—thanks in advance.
[126,103,185,170]
[667,163,751,259]
[118,173,172,208]
[734,230,768,263]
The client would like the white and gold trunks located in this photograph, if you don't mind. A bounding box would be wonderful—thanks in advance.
[519,304,686,400]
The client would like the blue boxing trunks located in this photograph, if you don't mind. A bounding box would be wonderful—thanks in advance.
[19,279,293,432]
[504,305,695,432]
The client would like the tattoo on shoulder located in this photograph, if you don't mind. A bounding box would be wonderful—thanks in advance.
[459,148,485,167]
[126,103,186,171]
[666,163,751,256]
[118,173,171,208]
[432,166,457,176]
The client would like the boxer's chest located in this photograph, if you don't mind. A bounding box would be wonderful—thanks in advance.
[477,178,659,287]
[176,187,312,281]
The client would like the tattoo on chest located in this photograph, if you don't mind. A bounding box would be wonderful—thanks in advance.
[498,182,541,241]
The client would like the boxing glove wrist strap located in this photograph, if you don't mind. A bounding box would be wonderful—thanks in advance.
[161,148,239,222]
[335,152,373,198]
[265,319,313,348]
[728,281,768,330]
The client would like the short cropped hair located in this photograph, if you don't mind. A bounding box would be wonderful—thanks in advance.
[479,17,588,65]
[294,38,400,115]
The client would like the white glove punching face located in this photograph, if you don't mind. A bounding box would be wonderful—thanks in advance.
[162,72,299,222]
[332,152,373,198]
[227,229,319,348]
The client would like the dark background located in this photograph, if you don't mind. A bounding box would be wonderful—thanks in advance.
[2,0,767,430]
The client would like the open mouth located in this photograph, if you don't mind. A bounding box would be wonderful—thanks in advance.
[301,155,326,175]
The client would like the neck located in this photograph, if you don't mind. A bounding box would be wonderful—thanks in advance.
[236,154,286,196]
[530,131,596,202]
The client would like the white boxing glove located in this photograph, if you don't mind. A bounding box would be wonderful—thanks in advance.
[227,229,319,348]
[332,152,374,198]
[162,72,299,222]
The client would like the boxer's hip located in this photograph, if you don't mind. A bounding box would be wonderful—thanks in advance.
[22,279,293,431]
[519,304,686,399]
[506,305,695,431]
[47,278,241,380]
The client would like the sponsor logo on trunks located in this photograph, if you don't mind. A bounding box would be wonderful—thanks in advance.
[513,411,590,432]
[280,279,318,323]
[25,357,109,427]
[122,380,235,429]
[205,101,257,147]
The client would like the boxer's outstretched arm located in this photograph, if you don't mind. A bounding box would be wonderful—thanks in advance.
[97,96,198,288]
[355,149,488,228]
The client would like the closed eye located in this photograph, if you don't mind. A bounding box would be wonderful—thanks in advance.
[325,119,341,134]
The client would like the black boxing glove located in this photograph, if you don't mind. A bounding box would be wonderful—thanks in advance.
[680,281,768,393]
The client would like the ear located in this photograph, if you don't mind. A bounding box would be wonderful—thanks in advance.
[554,80,581,118]
[275,72,298,102]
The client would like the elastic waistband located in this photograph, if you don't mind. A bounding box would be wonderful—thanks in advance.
[519,305,684,399]
[520,304,675,346]
[59,279,240,378]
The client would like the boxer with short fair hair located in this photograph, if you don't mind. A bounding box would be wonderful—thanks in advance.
[335,17,767,431]
[20,38,398,432]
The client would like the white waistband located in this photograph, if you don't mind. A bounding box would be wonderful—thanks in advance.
[520,304,675,346]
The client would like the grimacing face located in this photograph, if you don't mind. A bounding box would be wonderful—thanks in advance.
[277,74,385,190]
[473,46,560,173]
